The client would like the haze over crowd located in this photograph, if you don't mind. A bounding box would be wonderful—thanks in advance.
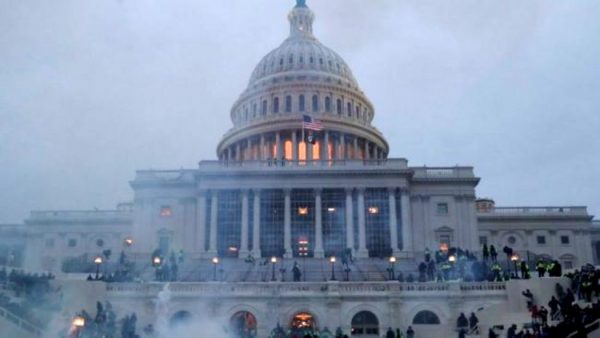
[1,0,599,223]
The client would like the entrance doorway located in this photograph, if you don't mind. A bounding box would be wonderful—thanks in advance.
[351,311,379,337]
[230,311,257,338]
[290,312,316,337]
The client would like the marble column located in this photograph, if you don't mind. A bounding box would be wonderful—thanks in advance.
[314,189,324,258]
[252,189,262,258]
[284,189,292,258]
[275,132,281,160]
[388,188,400,256]
[345,188,355,252]
[322,131,329,163]
[260,134,265,160]
[353,137,359,160]
[338,134,345,160]
[196,191,207,255]
[236,143,241,161]
[364,141,370,161]
[292,130,298,164]
[240,190,250,257]
[357,188,368,258]
[400,188,413,253]
[208,191,218,256]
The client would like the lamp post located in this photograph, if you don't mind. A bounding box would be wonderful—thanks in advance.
[330,256,336,281]
[448,255,456,280]
[511,254,519,278]
[124,237,133,247]
[271,257,278,281]
[94,256,103,280]
[72,315,85,338]
[389,256,397,280]
[152,256,162,281]
[212,257,219,281]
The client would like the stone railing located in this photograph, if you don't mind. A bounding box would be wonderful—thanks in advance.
[106,281,507,298]
[28,210,132,220]
[412,167,476,179]
[197,158,409,171]
[0,305,42,337]
[479,207,589,216]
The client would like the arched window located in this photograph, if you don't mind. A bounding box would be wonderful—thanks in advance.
[325,97,332,112]
[319,58,324,65]
[299,56,304,64]
[230,311,257,337]
[273,97,280,113]
[351,311,379,336]
[289,55,294,64]
[170,311,192,328]
[286,95,292,113]
[356,105,360,118]
[262,100,268,116]
[312,95,319,112]
[252,103,257,117]
[347,102,352,116]
[291,312,315,330]
[310,56,314,64]
[337,99,342,115]
[280,58,284,66]
[299,95,305,112]
[413,311,440,325]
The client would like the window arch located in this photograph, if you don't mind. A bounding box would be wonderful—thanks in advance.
[347,102,352,117]
[312,95,319,112]
[299,95,305,112]
[170,311,192,328]
[285,95,292,113]
[273,97,280,113]
[413,310,440,325]
[351,311,379,336]
[325,97,332,112]
[261,100,268,116]
[230,311,257,338]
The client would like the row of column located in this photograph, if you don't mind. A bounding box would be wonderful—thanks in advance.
[195,188,412,259]
[221,130,386,163]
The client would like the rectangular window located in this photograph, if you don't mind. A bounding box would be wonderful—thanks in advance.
[436,203,449,215]
[561,236,570,245]
[160,206,172,217]
[68,239,77,248]
[479,236,488,246]
[285,96,292,112]
[536,236,546,245]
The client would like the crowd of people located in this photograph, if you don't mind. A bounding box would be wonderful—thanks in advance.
[267,325,416,338]
[63,301,140,338]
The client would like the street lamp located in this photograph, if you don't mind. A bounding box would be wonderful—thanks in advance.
[212,257,219,281]
[124,237,133,247]
[94,256,103,280]
[330,256,336,281]
[271,256,278,281]
[72,315,85,337]
[389,256,397,280]
[511,254,520,277]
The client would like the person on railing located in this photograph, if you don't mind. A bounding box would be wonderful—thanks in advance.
[456,313,469,333]
[469,312,479,334]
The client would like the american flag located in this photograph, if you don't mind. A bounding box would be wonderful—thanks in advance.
[302,115,323,131]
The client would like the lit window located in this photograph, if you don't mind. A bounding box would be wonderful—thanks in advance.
[327,207,336,213]
[298,207,309,215]
[436,203,449,215]
[367,206,379,215]
[561,236,570,245]
[537,236,546,245]
[160,206,173,217]
[68,239,77,248]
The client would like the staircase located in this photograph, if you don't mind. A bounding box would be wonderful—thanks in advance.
[0,305,41,338]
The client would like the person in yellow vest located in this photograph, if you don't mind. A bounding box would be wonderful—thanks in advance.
[491,262,502,281]
[536,260,546,278]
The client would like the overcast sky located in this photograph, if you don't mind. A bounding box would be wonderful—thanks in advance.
[1,0,599,223]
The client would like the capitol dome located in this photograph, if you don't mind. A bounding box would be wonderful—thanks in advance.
[217,0,388,163]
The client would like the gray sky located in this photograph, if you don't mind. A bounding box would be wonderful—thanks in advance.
[1,0,599,223]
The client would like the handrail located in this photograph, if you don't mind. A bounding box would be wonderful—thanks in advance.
[566,318,600,338]
[0,305,42,337]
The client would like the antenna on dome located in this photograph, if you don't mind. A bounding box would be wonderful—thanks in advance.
[295,0,307,8]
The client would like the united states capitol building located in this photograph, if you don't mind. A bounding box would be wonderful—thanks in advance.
[2,1,599,337]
